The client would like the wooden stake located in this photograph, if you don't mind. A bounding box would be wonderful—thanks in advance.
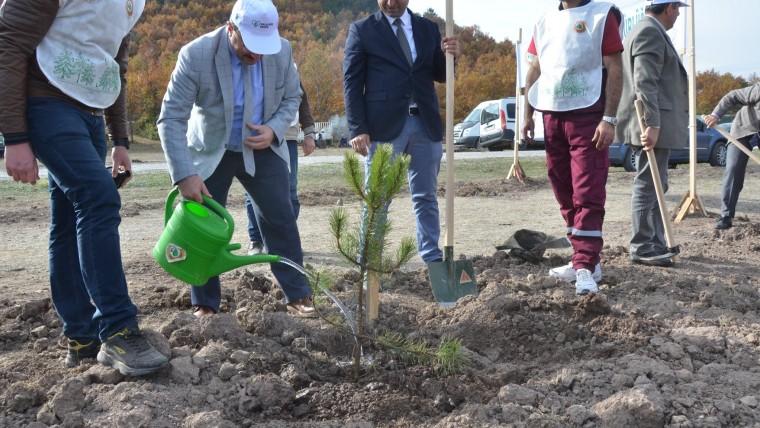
[507,28,525,183]
[673,0,706,223]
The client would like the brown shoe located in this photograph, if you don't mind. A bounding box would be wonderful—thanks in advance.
[192,306,215,318]
[287,297,317,318]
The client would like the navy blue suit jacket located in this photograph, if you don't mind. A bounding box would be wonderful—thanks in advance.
[343,9,446,142]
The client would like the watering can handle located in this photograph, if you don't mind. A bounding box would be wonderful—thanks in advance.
[163,187,236,232]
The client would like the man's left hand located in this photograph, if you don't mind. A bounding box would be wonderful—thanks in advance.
[243,124,275,150]
[704,114,719,128]
[592,121,616,150]
[111,146,133,186]
[441,36,462,59]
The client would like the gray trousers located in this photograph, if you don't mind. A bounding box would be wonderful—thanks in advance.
[720,135,755,218]
[631,147,671,256]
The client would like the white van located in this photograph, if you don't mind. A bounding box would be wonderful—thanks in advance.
[478,97,544,151]
[478,98,516,151]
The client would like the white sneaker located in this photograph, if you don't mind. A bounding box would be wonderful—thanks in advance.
[575,269,599,295]
[549,262,601,282]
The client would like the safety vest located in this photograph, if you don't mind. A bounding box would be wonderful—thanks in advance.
[528,2,613,112]
[36,0,145,109]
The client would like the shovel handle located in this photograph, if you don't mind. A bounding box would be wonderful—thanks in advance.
[444,0,455,247]
[634,100,678,257]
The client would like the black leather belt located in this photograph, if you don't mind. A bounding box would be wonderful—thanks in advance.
[409,106,420,116]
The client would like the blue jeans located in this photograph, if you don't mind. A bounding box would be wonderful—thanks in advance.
[191,149,311,310]
[362,115,443,263]
[246,140,299,242]
[26,98,138,341]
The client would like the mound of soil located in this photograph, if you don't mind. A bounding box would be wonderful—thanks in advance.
[2,164,760,427]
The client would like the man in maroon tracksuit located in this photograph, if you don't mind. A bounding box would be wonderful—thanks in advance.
[522,0,623,295]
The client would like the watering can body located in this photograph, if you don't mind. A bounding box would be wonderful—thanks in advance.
[153,188,279,286]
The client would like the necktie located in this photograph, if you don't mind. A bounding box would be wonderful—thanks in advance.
[242,64,253,144]
[394,19,413,67]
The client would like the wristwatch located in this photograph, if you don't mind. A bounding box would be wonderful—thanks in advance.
[112,138,131,150]
[602,116,618,127]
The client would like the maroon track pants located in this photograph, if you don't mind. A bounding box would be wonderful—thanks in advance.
[542,111,609,271]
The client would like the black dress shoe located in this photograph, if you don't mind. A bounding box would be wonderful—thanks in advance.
[715,216,732,230]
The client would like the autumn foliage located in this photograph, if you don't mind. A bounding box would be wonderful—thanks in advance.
[125,0,758,139]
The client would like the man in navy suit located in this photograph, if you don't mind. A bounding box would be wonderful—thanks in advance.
[343,0,461,265]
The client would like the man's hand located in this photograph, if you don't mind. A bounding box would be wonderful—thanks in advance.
[302,135,315,156]
[640,126,660,151]
[521,116,535,142]
[243,124,275,150]
[177,175,211,203]
[5,142,39,185]
[351,134,370,157]
[592,121,616,150]
[111,146,133,187]
[704,113,719,128]
[441,36,462,59]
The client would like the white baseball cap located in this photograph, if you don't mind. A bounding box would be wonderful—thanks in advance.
[230,0,281,55]
[646,0,689,6]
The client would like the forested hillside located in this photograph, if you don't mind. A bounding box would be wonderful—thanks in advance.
[125,0,757,139]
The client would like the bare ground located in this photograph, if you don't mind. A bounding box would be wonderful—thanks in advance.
[3,155,760,427]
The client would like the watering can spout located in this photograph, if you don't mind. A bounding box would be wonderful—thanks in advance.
[207,244,280,279]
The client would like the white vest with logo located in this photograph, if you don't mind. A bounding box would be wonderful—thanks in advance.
[36,0,145,109]
[528,2,614,112]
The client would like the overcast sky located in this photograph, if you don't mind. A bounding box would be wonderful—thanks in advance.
[412,0,758,78]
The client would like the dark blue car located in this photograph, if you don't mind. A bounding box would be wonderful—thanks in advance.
[609,118,728,171]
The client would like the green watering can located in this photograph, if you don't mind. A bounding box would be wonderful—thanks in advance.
[153,187,279,286]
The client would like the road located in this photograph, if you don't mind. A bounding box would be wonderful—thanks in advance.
[0,149,547,179]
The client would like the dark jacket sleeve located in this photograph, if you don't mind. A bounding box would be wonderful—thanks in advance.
[0,0,58,141]
[298,82,316,135]
[104,34,132,141]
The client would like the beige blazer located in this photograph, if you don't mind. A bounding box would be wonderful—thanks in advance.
[616,16,688,149]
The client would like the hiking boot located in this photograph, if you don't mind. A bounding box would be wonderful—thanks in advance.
[65,338,101,367]
[575,269,599,296]
[549,262,602,283]
[247,240,265,256]
[97,327,169,376]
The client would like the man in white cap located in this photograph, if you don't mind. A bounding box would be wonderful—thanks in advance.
[157,0,316,318]
[616,0,689,267]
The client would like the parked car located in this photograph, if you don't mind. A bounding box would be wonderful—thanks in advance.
[609,117,728,172]
[0,134,4,158]
[453,102,486,149]
[478,98,516,151]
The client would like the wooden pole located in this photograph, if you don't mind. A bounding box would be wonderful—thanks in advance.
[673,0,707,222]
[507,28,525,182]
[635,100,679,261]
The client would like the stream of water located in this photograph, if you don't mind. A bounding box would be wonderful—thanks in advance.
[277,256,359,339]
